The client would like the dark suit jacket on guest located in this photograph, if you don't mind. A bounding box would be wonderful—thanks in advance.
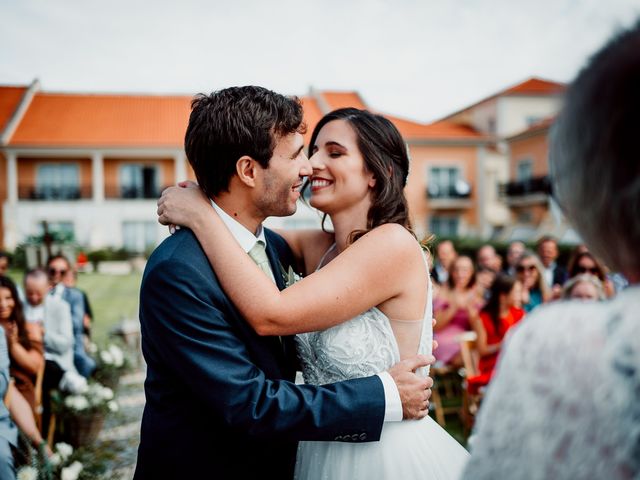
[134,229,386,479]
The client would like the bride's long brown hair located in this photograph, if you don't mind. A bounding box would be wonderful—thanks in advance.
[305,108,415,244]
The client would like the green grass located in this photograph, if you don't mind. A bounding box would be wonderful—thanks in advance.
[6,268,143,347]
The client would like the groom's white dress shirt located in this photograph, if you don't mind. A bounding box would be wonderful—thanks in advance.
[211,201,402,422]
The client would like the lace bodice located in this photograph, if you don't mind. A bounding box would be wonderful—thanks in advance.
[295,246,433,385]
[462,285,640,479]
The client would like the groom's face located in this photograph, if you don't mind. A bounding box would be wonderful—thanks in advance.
[254,131,311,217]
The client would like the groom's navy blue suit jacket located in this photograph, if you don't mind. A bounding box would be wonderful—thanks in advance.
[134,228,385,479]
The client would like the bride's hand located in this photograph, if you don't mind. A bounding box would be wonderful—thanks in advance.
[157,181,211,229]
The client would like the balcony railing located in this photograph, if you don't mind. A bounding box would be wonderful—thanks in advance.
[120,186,163,199]
[501,175,551,197]
[427,180,472,199]
[21,186,90,200]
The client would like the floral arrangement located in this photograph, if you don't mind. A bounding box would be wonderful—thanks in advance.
[16,442,84,480]
[54,381,119,418]
[89,342,130,389]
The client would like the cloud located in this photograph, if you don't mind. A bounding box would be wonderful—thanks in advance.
[1,0,638,121]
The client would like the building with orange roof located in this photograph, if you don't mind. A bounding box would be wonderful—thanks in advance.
[1,77,572,252]
[500,116,579,243]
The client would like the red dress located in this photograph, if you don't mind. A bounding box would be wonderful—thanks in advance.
[467,306,525,394]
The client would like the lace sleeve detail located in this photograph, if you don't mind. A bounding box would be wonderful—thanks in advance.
[462,294,640,479]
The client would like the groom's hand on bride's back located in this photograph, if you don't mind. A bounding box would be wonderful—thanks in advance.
[387,354,435,420]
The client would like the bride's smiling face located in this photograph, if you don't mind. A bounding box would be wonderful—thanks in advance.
[308,119,376,214]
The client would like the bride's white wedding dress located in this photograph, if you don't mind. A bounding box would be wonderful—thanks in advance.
[294,247,469,479]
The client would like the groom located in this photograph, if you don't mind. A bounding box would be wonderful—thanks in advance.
[134,86,434,479]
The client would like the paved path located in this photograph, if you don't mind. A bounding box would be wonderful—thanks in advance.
[93,368,146,479]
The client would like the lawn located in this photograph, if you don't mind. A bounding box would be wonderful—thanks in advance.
[6,269,143,347]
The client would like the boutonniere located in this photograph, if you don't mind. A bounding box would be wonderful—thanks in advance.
[279,263,302,288]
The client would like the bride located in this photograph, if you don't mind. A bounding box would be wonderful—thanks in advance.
[158,107,469,479]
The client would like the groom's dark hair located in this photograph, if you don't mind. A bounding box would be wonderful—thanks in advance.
[185,86,305,198]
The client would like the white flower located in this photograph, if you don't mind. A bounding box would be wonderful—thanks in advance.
[108,400,119,412]
[49,452,62,467]
[17,466,38,480]
[108,344,125,367]
[100,350,114,365]
[87,342,98,354]
[61,461,83,480]
[64,395,89,411]
[55,442,73,460]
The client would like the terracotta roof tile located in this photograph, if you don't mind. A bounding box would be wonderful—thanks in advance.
[320,91,368,111]
[387,116,486,141]
[10,93,192,147]
[504,78,565,96]
[0,86,27,133]
[300,96,323,144]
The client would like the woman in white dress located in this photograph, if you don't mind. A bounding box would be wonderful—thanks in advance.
[460,20,640,479]
[158,107,469,479]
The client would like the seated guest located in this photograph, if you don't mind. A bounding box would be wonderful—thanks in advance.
[536,235,568,297]
[567,250,615,297]
[503,241,525,276]
[467,274,525,394]
[515,251,551,313]
[475,265,497,302]
[0,277,44,416]
[47,255,95,378]
[434,255,484,367]
[0,325,17,480]
[23,269,86,436]
[431,239,457,285]
[476,244,502,273]
[562,274,607,301]
[62,268,93,338]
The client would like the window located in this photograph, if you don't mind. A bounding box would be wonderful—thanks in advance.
[517,159,533,181]
[122,221,157,253]
[36,164,80,200]
[120,165,159,199]
[429,216,459,237]
[427,167,470,198]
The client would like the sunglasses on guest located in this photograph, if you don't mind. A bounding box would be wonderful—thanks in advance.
[48,267,67,276]
[576,266,599,275]
[516,264,537,273]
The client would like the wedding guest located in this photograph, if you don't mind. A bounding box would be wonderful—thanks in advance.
[0,253,9,277]
[0,276,44,416]
[476,244,502,273]
[503,241,525,276]
[62,268,93,338]
[562,274,606,301]
[462,19,640,478]
[47,255,95,377]
[434,255,484,367]
[0,325,17,480]
[475,266,497,302]
[467,274,524,394]
[536,235,567,297]
[514,251,550,313]
[24,269,86,435]
[431,240,457,285]
[566,250,615,297]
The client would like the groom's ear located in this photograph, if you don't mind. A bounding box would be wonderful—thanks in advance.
[236,156,259,188]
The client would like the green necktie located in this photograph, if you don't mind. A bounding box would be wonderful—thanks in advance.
[248,241,276,283]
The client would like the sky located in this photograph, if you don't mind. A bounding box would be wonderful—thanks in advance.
[1,0,639,122]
